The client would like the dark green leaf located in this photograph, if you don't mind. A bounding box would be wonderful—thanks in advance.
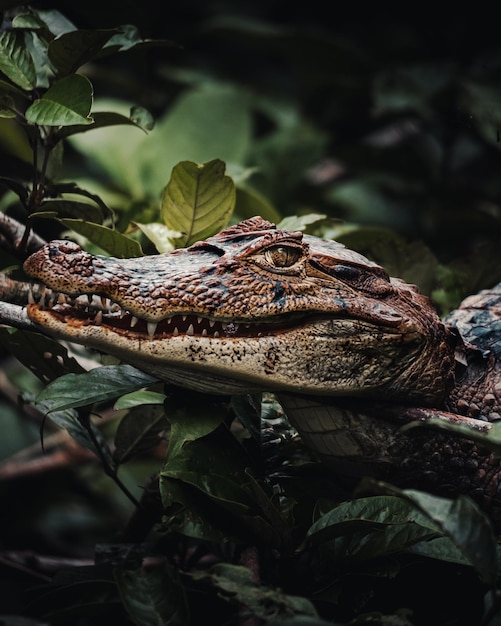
[59,219,143,257]
[161,159,235,246]
[0,30,37,90]
[0,327,85,384]
[115,561,189,626]
[48,29,118,76]
[191,563,319,621]
[402,489,498,585]
[114,405,168,464]
[25,74,93,126]
[35,364,159,412]
[34,199,105,224]
[55,110,152,142]
[33,399,114,464]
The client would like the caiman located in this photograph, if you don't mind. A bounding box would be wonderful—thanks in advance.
[1,216,501,524]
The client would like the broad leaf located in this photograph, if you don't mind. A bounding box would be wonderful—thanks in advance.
[134,221,182,253]
[0,327,85,384]
[26,74,93,126]
[35,365,159,412]
[33,199,105,224]
[139,84,252,194]
[161,159,235,246]
[191,563,319,621]
[113,405,168,464]
[0,31,37,91]
[59,219,143,257]
[115,560,189,626]
[48,29,118,76]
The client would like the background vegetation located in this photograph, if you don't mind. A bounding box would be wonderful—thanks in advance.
[1,2,501,625]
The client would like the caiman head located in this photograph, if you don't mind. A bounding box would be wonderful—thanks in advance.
[23,216,455,404]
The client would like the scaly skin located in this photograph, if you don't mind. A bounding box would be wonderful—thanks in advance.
[4,216,501,524]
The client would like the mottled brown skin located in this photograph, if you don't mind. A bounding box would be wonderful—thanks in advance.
[16,217,501,525]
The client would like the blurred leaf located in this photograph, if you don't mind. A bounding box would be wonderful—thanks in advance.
[134,222,182,253]
[35,364,159,412]
[33,199,105,223]
[235,185,282,224]
[115,561,189,626]
[59,219,143,257]
[0,30,37,90]
[114,405,168,464]
[278,213,328,232]
[191,563,319,621]
[161,159,235,246]
[26,74,93,126]
[139,84,252,192]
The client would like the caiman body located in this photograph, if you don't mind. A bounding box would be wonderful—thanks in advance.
[7,217,501,522]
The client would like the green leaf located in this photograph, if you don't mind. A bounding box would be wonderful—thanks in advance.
[48,29,118,76]
[113,405,168,464]
[56,109,153,142]
[114,390,166,410]
[138,84,252,194]
[35,364,159,412]
[0,327,85,384]
[161,159,235,247]
[33,399,114,464]
[25,74,93,126]
[33,199,105,224]
[191,563,319,621]
[402,489,498,585]
[278,213,328,232]
[0,30,37,90]
[59,219,143,258]
[115,561,189,626]
[133,221,182,253]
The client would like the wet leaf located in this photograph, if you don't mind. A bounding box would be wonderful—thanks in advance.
[161,159,235,247]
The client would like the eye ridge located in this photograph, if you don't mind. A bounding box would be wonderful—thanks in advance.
[264,245,302,268]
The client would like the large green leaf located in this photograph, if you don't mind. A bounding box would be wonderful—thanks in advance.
[25,74,93,126]
[139,84,252,193]
[35,365,159,412]
[48,29,118,76]
[113,405,168,464]
[160,159,235,246]
[0,30,37,91]
[59,219,143,257]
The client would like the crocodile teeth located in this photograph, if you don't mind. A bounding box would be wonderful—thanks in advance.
[209,320,216,328]
[172,327,179,337]
[94,310,103,325]
[28,288,35,304]
[186,324,194,336]
[130,316,139,328]
[202,329,208,337]
[147,321,158,337]
[213,331,220,338]
[57,293,67,305]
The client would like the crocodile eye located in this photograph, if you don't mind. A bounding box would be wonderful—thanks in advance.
[264,245,302,268]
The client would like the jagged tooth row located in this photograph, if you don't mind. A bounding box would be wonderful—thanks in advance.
[27,286,240,338]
